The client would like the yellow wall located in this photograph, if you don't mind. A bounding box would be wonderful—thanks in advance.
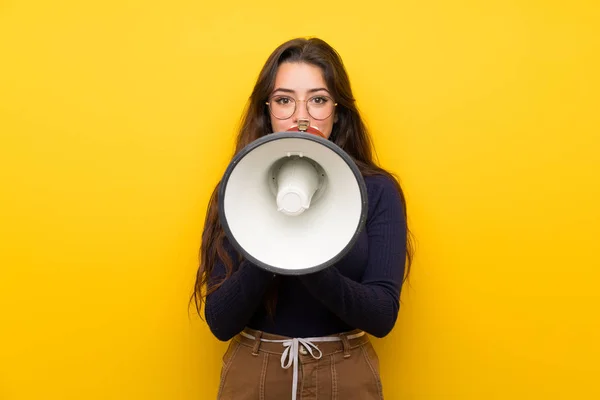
[1,1,599,399]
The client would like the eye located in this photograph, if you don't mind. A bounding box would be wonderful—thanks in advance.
[310,96,330,105]
[273,96,293,105]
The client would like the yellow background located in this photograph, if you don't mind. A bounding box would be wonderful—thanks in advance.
[1,0,599,399]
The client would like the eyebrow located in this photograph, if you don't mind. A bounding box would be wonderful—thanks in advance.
[271,87,331,95]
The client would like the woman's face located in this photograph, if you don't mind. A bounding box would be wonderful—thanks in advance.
[267,62,337,139]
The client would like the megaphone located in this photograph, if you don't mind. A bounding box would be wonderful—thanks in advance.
[218,121,367,275]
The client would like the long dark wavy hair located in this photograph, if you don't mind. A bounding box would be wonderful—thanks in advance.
[191,37,414,316]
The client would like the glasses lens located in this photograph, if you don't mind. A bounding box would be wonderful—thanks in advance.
[268,96,295,119]
[268,95,336,120]
[307,96,335,120]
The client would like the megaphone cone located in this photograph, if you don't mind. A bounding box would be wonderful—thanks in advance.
[218,129,368,275]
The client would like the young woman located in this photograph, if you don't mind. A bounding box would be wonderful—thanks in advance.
[192,37,413,400]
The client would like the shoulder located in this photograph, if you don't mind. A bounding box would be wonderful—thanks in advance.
[364,173,402,201]
[363,173,405,219]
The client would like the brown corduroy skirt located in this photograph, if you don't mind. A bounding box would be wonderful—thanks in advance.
[217,328,384,400]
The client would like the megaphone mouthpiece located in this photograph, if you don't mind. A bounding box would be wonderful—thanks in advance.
[287,122,326,138]
[297,118,310,132]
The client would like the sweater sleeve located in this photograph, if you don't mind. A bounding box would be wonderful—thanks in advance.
[204,239,275,341]
[298,175,407,338]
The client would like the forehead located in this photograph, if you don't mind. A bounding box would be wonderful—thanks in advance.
[273,62,328,91]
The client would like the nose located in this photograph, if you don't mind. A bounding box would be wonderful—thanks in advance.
[293,101,310,121]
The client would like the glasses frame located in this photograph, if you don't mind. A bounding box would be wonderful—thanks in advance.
[265,95,338,121]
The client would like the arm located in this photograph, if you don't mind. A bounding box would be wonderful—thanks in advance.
[204,239,275,341]
[298,176,407,338]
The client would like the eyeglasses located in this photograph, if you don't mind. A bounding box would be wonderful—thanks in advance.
[266,95,338,120]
